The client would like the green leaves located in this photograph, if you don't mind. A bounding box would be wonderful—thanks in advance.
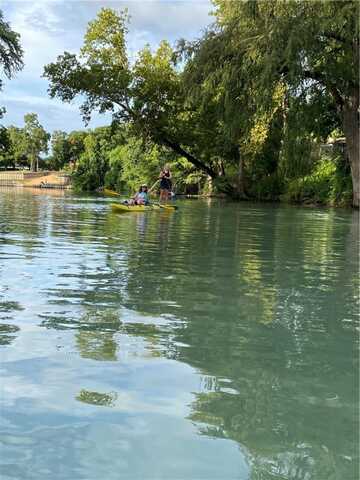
[50,131,72,170]
[0,10,23,80]
[44,9,132,126]
[2,114,49,171]
[23,113,50,171]
[0,9,23,147]
[42,2,356,202]
[81,8,129,68]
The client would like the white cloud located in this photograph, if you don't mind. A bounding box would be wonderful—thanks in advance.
[2,94,112,133]
[2,93,78,111]
[5,2,82,78]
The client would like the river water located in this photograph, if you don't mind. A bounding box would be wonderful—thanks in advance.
[0,188,358,480]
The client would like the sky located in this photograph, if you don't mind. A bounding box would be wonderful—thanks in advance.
[0,0,213,133]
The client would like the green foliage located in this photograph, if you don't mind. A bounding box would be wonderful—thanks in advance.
[0,8,23,115]
[68,130,87,162]
[72,134,109,191]
[43,8,231,186]
[104,146,123,191]
[282,157,352,205]
[50,131,71,170]
[212,0,359,203]
[6,126,27,168]
[0,124,18,170]
[41,3,357,204]
[0,125,7,147]
[213,0,359,96]
[105,138,162,193]
[69,123,190,195]
[4,119,50,171]
[248,173,285,202]
[0,10,24,132]
[81,8,129,68]
[0,10,23,80]
[180,0,358,200]
[22,113,49,171]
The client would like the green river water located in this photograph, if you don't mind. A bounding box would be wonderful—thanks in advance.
[0,188,358,480]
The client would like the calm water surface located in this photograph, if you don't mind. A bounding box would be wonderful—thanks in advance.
[0,188,358,480]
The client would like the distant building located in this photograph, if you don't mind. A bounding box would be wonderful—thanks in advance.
[320,137,347,161]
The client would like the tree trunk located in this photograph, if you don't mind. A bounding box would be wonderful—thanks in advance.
[207,175,213,195]
[30,155,36,172]
[342,90,359,208]
[235,146,246,198]
[161,137,217,178]
[161,137,238,198]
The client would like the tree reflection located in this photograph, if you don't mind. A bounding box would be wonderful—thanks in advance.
[0,301,24,313]
[40,308,121,361]
[35,197,358,478]
[76,389,118,407]
[0,189,46,243]
[108,203,358,479]
[0,323,20,345]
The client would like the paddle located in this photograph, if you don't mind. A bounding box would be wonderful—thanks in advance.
[152,202,178,210]
[148,179,160,193]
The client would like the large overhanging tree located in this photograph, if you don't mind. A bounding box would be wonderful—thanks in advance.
[44,3,359,203]
[210,0,359,206]
[43,8,241,195]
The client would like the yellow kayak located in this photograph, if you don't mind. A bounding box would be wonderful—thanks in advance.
[111,203,177,213]
[104,188,121,197]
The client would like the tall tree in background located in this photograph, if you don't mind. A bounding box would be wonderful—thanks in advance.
[50,130,71,170]
[23,113,49,171]
[0,124,10,167]
[6,126,27,167]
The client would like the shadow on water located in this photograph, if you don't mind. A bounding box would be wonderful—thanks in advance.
[0,189,358,480]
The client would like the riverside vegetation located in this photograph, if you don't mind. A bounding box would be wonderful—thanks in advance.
[0,1,358,206]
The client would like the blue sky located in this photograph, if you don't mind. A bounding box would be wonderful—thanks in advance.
[1,0,213,133]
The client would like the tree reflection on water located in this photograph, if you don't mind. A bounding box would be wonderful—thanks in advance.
[5,191,355,480]
[77,389,118,407]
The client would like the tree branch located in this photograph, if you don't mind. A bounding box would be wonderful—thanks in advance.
[161,137,217,178]
[323,31,347,45]
[303,70,344,109]
[111,96,219,178]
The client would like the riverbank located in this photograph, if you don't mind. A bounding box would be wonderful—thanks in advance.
[0,171,72,189]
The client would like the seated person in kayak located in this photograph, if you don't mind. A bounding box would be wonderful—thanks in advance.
[127,184,149,205]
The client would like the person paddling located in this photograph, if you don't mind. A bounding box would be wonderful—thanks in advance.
[159,165,172,202]
[127,184,149,205]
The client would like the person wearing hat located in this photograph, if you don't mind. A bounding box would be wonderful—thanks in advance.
[132,184,149,205]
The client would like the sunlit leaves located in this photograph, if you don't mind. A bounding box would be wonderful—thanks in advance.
[81,8,129,68]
